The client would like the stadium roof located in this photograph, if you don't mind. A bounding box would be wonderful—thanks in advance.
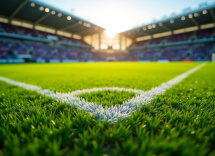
[0,0,105,36]
[119,2,215,39]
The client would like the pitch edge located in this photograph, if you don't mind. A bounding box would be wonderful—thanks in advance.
[0,63,206,122]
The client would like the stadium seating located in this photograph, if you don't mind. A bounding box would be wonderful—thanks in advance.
[0,39,29,58]
[150,37,165,45]
[16,26,38,37]
[0,22,17,34]
[193,44,213,60]
[127,27,215,62]
[158,46,189,61]
[27,42,57,60]
[0,22,89,45]
[0,21,214,62]
[196,28,214,40]
[167,32,192,43]
[0,37,96,61]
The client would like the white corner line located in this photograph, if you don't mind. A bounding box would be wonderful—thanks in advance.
[0,63,206,122]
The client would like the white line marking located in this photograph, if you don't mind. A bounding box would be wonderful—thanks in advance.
[0,63,206,122]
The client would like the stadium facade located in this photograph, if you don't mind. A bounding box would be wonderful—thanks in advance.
[0,0,215,63]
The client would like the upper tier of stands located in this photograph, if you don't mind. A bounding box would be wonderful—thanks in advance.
[127,43,214,61]
[0,21,97,62]
[0,22,89,45]
[130,28,215,48]
[127,27,215,62]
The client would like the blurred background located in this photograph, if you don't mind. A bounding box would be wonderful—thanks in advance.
[0,0,215,63]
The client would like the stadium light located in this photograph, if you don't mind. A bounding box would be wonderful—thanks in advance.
[51,11,55,15]
[202,10,207,14]
[181,16,186,20]
[67,16,71,20]
[194,13,200,17]
[45,8,49,12]
[30,3,35,7]
[58,13,62,17]
[143,27,147,31]
[159,23,163,26]
[148,25,152,29]
[78,21,82,24]
[152,24,156,28]
[39,6,44,11]
[170,19,174,23]
[188,14,193,18]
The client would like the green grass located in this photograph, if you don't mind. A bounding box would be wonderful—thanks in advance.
[0,62,215,156]
[77,90,136,107]
[0,63,199,92]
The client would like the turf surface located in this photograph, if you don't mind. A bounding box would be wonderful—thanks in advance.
[77,90,136,107]
[0,62,215,156]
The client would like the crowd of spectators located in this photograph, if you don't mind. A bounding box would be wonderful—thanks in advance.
[193,44,213,60]
[0,39,28,58]
[130,28,214,48]
[158,46,189,61]
[196,28,214,40]
[0,38,96,61]
[167,32,193,43]
[127,44,213,61]
[0,22,89,45]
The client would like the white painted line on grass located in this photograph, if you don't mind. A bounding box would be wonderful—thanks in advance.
[0,63,206,122]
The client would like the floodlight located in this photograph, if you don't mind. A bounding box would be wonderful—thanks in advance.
[67,16,71,20]
[39,6,44,11]
[188,14,193,18]
[181,16,186,20]
[194,13,199,17]
[30,3,35,7]
[202,10,207,14]
[143,27,147,31]
[45,8,49,12]
[58,13,62,17]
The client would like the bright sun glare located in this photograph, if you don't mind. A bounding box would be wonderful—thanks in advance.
[79,3,141,36]
[104,30,116,38]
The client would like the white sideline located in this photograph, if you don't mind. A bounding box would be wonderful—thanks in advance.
[0,63,206,122]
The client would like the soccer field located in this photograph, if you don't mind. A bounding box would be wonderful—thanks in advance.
[0,62,215,156]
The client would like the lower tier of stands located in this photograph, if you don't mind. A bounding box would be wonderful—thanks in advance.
[127,43,214,62]
[0,38,214,63]
[0,38,97,62]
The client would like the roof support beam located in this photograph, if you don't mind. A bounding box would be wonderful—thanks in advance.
[210,9,215,23]
[9,0,28,20]
[34,13,51,25]
[189,18,199,26]
[58,23,80,31]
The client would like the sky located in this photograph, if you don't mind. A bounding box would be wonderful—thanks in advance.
[39,0,215,35]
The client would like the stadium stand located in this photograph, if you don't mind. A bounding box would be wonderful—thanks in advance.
[0,21,97,62]
[126,27,215,62]
[0,0,215,63]
[167,32,193,43]
[193,44,213,61]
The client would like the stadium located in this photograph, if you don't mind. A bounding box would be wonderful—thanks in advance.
[0,0,215,156]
